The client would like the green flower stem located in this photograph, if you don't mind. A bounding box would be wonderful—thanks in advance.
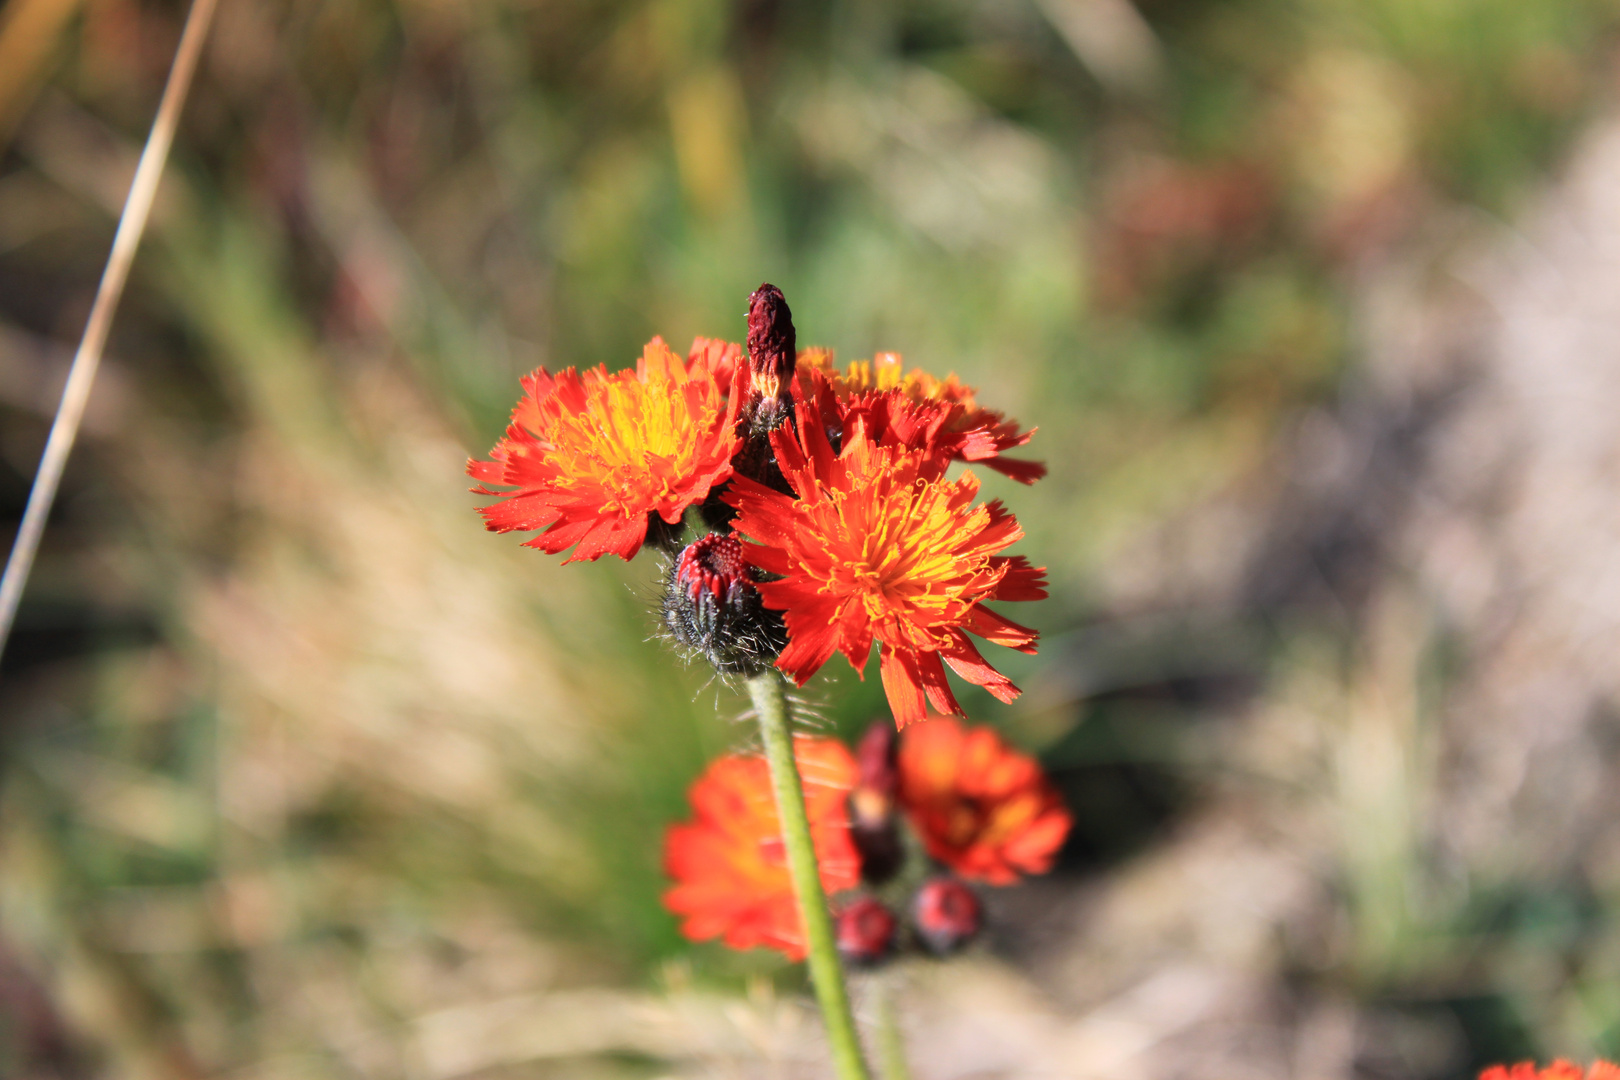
[746,670,873,1080]
[875,976,912,1080]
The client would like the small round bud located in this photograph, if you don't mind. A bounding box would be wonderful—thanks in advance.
[663,533,786,676]
[836,896,898,966]
[912,878,982,956]
[676,531,749,603]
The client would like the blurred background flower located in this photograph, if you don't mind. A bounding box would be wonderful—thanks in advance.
[3,0,1620,1076]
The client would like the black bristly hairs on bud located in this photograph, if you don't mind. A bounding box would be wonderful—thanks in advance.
[643,513,688,557]
[662,532,787,677]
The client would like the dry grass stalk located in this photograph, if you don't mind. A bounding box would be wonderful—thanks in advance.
[0,0,220,663]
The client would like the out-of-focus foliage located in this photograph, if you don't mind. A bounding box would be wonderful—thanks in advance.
[1,0,1618,1075]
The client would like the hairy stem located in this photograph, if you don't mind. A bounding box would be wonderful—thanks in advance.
[747,670,872,1080]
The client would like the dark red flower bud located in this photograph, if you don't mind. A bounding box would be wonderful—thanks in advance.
[836,896,898,965]
[745,283,796,435]
[849,722,904,884]
[663,533,786,676]
[675,531,749,604]
[855,721,897,799]
[913,877,982,956]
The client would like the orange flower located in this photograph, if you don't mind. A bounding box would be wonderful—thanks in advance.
[897,716,1070,885]
[1483,1062,1620,1080]
[663,737,860,960]
[725,400,1047,729]
[469,338,741,562]
[1481,1064,1620,1080]
[798,349,1045,483]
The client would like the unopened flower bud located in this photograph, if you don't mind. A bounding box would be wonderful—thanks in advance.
[836,896,898,965]
[849,722,903,884]
[663,533,786,676]
[856,720,898,797]
[913,877,981,956]
[745,283,796,435]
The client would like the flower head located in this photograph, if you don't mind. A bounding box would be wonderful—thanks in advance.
[798,349,1045,483]
[469,338,741,562]
[897,716,1070,885]
[663,532,786,676]
[725,400,1048,729]
[663,736,860,960]
[1481,1064,1620,1080]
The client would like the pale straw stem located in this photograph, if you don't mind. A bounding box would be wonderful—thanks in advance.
[0,0,220,664]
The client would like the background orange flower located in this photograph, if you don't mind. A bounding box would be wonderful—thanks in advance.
[663,737,860,960]
[1481,1063,1620,1080]
[1483,1062,1620,1075]
[897,716,1071,885]
[797,349,1045,483]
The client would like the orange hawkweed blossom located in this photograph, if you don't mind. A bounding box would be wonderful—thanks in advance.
[725,397,1048,729]
[1481,1064,1620,1080]
[897,716,1071,885]
[469,337,741,562]
[1483,1062,1620,1080]
[797,348,1046,483]
[663,736,860,960]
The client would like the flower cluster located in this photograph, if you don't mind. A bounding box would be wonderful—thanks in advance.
[1480,1063,1620,1080]
[663,717,1071,961]
[470,284,1047,726]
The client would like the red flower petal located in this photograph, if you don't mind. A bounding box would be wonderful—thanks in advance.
[879,648,929,731]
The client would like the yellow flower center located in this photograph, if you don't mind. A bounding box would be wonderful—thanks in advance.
[532,346,732,515]
[805,449,995,641]
[810,350,983,414]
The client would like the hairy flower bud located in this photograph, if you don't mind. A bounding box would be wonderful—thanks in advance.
[913,877,981,956]
[849,722,904,884]
[663,533,786,676]
[835,896,898,966]
[745,283,796,435]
